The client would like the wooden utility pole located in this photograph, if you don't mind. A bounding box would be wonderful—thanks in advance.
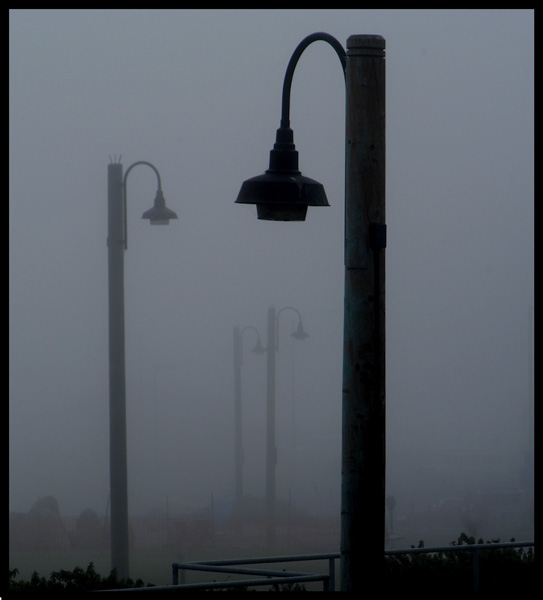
[107,162,130,581]
[341,34,386,591]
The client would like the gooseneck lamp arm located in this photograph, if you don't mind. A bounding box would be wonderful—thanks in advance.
[280,32,346,129]
[121,161,164,249]
[235,33,346,221]
[275,305,308,351]
[239,325,265,363]
[123,160,163,190]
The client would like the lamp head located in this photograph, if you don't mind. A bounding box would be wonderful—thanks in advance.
[235,127,329,221]
[142,189,178,225]
[251,335,266,355]
[291,320,309,341]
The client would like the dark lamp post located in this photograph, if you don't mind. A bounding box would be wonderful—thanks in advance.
[107,158,176,581]
[233,325,264,514]
[234,33,386,592]
[233,307,308,546]
[264,305,307,546]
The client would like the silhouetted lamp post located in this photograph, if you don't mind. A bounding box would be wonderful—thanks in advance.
[264,306,308,547]
[235,33,386,591]
[233,308,307,547]
[233,325,264,507]
[107,159,177,580]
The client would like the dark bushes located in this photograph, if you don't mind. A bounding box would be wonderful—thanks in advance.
[8,562,154,592]
[384,533,535,592]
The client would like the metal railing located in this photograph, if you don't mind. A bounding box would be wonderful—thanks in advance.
[387,540,534,592]
[172,552,337,591]
[95,540,534,592]
[171,541,534,592]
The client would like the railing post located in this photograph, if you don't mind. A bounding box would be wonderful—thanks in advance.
[171,564,178,585]
[328,557,336,591]
[472,549,480,592]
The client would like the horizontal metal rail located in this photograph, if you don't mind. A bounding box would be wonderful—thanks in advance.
[94,574,330,592]
[94,540,534,592]
[173,552,336,591]
[386,540,533,555]
[172,541,534,593]
[388,540,534,592]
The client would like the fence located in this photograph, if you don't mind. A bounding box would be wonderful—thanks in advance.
[173,552,338,591]
[94,540,533,592]
[170,540,534,592]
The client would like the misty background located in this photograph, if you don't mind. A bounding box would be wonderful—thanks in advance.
[10,9,533,545]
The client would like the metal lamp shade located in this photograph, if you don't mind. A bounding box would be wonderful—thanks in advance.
[235,126,329,221]
[141,189,178,225]
[236,172,328,221]
[291,321,309,341]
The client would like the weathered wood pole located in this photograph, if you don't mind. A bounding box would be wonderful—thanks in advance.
[107,162,130,581]
[340,34,386,591]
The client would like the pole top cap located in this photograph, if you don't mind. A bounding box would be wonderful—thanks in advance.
[347,34,385,56]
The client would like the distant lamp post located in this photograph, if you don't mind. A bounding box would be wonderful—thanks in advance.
[233,325,265,509]
[235,33,386,591]
[264,306,308,547]
[107,158,177,581]
[232,308,307,547]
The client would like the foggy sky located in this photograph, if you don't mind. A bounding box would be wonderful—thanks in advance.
[9,9,533,526]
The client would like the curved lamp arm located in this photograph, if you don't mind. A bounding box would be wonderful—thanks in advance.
[275,306,308,351]
[121,161,163,249]
[123,160,163,190]
[280,32,346,129]
[240,325,265,361]
[235,33,346,221]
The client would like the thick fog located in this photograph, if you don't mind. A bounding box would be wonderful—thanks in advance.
[10,9,533,546]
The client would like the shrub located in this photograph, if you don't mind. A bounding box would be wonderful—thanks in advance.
[8,562,155,592]
[383,533,535,592]
[9,533,534,592]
